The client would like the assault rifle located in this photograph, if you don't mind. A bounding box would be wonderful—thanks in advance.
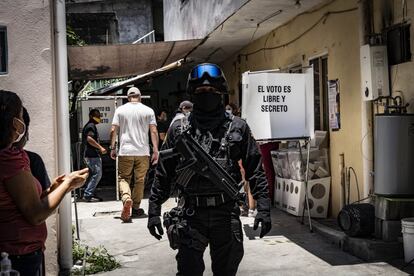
[160,128,244,203]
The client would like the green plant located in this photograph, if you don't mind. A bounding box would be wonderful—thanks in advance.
[67,25,86,46]
[72,240,120,275]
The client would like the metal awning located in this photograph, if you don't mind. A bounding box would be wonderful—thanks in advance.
[68,39,201,80]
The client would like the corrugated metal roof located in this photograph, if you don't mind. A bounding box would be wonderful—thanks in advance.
[68,39,202,79]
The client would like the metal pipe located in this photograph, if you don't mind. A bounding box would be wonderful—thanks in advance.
[304,139,313,232]
[90,59,185,96]
[346,167,351,205]
[80,95,151,100]
[339,153,345,208]
[54,0,72,271]
[358,0,374,198]
[132,30,155,44]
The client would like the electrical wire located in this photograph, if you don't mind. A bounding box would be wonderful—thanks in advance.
[391,64,399,92]
[350,195,371,205]
[348,166,361,202]
[360,131,374,162]
[250,25,259,42]
[239,7,357,58]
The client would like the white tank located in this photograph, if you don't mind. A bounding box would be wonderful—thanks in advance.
[374,114,414,196]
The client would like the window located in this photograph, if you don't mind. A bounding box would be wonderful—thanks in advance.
[386,23,411,65]
[66,13,118,45]
[309,56,328,131]
[0,26,7,74]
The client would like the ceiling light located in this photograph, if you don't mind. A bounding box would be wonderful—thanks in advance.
[257,9,283,26]
[295,0,301,9]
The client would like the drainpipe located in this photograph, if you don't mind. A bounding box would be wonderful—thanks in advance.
[358,0,374,198]
[54,0,73,272]
[339,153,346,208]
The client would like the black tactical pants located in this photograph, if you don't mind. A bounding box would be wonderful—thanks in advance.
[176,201,244,276]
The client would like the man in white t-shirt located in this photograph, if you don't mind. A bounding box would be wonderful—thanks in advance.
[110,87,159,222]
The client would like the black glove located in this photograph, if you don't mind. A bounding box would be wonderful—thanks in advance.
[253,198,272,238]
[148,216,164,240]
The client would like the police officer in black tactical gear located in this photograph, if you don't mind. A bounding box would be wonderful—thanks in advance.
[147,63,272,276]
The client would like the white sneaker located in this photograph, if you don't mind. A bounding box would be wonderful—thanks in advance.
[248,209,257,217]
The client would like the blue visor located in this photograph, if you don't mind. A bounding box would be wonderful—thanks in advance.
[190,64,223,79]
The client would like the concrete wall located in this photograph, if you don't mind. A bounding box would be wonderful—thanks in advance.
[66,0,153,44]
[0,0,57,177]
[163,0,248,41]
[221,0,363,217]
[0,0,58,274]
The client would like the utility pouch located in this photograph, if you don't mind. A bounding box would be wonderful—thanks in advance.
[166,223,182,250]
[231,216,243,243]
[231,205,243,243]
[163,207,185,250]
[163,208,209,251]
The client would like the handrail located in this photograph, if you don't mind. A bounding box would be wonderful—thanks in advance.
[132,30,155,44]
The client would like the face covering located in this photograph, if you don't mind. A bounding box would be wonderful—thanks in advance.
[191,93,225,131]
[193,93,222,112]
[14,118,26,143]
[93,117,101,124]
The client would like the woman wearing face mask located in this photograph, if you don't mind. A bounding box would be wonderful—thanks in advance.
[169,100,193,127]
[0,90,89,276]
[225,103,241,117]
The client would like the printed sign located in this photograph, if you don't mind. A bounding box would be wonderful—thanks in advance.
[80,99,122,142]
[241,68,314,140]
[328,79,341,131]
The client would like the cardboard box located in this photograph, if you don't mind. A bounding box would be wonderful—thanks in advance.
[284,177,331,218]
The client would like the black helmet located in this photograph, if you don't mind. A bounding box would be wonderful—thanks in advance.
[187,63,228,94]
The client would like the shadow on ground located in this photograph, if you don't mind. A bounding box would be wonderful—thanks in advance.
[243,209,414,274]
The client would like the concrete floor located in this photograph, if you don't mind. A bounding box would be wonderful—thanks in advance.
[72,197,410,276]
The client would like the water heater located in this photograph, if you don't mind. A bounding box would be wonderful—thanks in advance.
[374,114,414,196]
[360,45,389,101]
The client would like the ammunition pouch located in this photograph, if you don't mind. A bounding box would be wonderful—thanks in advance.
[163,207,184,250]
[163,207,208,251]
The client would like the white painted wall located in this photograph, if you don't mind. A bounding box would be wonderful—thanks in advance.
[0,0,57,178]
[0,2,57,273]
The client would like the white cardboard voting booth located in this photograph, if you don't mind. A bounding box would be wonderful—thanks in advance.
[242,68,317,230]
[241,68,314,140]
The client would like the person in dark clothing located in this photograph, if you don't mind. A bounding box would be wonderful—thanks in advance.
[147,63,272,276]
[13,107,51,191]
[156,109,169,147]
[26,151,51,192]
[81,109,106,202]
[170,100,193,127]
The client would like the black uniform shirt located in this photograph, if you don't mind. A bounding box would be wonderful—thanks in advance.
[26,150,51,191]
[148,113,269,217]
[82,122,99,158]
